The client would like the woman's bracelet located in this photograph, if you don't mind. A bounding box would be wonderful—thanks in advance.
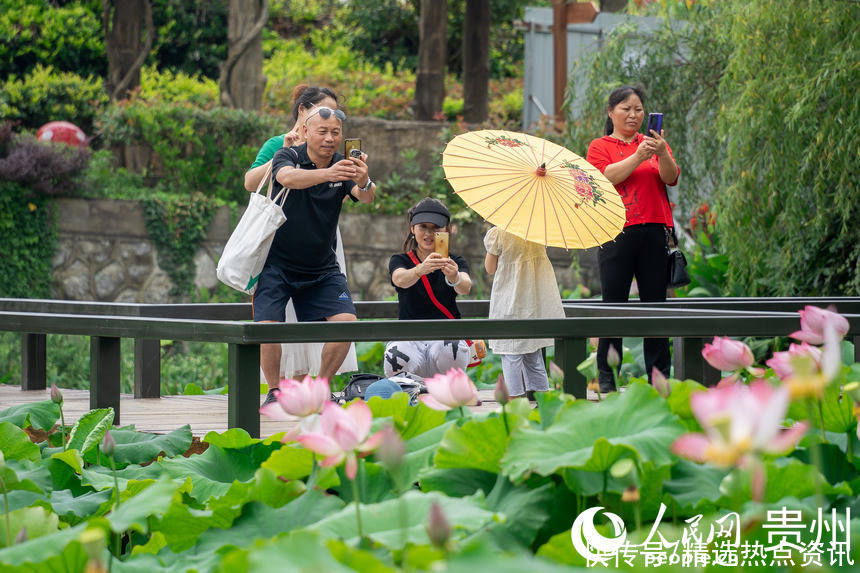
[445,273,461,287]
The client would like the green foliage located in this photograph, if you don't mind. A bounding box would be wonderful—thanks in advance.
[262,29,416,119]
[0,65,108,133]
[0,184,55,298]
[0,1,105,80]
[149,0,228,80]
[79,150,151,200]
[565,0,860,296]
[335,0,540,79]
[713,0,860,296]
[141,192,216,298]
[138,65,218,107]
[96,100,278,203]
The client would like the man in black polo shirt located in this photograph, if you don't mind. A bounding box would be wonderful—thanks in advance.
[256,106,375,405]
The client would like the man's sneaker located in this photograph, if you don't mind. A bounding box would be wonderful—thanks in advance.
[262,388,279,407]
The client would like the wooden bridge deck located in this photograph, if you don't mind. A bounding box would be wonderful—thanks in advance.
[0,384,510,438]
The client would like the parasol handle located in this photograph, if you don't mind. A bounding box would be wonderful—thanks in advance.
[536,163,547,177]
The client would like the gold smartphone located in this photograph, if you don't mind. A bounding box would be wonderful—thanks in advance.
[344,138,361,158]
[434,231,449,258]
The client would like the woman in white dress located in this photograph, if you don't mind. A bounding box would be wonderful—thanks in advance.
[484,226,563,397]
[245,85,358,381]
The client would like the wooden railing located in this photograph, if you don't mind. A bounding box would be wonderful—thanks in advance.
[1,297,858,438]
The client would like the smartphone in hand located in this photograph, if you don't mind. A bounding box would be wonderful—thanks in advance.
[434,231,449,258]
[344,138,361,158]
[647,113,663,136]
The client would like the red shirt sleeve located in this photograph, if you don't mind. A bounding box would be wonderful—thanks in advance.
[586,138,613,174]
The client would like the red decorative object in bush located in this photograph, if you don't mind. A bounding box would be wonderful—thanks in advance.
[36,121,87,147]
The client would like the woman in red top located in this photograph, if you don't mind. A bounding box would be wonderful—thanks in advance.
[586,85,680,393]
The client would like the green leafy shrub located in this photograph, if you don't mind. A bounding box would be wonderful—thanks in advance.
[263,30,416,119]
[713,0,860,296]
[0,185,55,299]
[0,122,91,298]
[0,64,108,134]
[0,0,105,79]
[138,65,218,107]
[150,0,228,80]
[142,192,217,298]
[79,150,151,200]
[96,100,279,203]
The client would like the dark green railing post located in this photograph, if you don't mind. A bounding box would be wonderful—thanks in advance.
[134,339,161,398]
[90,336,121,424]
[555,337,587,399]
[673,337,720,386]
[228,343,261,438]
[22,333,46,390]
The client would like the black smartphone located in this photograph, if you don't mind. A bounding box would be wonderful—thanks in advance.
[647,113,663,136]
[344,138,361,158]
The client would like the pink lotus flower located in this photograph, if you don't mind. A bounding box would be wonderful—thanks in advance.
[766,342,822,380]
[790,305,850,345]
[296,401,384,479]
[651,367,670,398]
[702,336,755,372]
[671,380,808,468]
[782,322,845,399]
[420,368,479,411]
[260,375,330,420]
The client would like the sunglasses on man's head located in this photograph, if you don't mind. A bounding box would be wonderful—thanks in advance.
[305,106,346,124]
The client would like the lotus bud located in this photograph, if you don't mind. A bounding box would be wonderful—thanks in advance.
[79,527,107,572]
[101,430,115,457]
[651,367,670,398]
[548,361,564,380]
[494,374,510,405]
[425,501,451,549]
[607,345,621,369]
[50,382,63,405]
[375,426,405,471]
[622,485,640,503]
[14,526,27,544]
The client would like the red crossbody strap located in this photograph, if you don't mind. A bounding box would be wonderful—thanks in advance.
[406,251,455,319]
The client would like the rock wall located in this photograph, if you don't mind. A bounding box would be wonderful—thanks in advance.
[51,198,599,303]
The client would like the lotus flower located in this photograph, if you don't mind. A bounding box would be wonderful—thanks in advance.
[494,374,510,405]
[425,502,451,549]
[260,375,330,420]
[101,430,116,457]
[790,305,850,345]
[296,401,384,479]
[420,368,479,411]
[782,322,844,400]
[766,342,822,380]
[702,337,755,372]
[671,380,808,468]
[651,367,670,398]
[50,382,63,405]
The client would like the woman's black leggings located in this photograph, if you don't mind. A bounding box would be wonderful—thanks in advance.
[596,223,670,386]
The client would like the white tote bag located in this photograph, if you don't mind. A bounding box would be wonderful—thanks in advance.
[216,164,287,294]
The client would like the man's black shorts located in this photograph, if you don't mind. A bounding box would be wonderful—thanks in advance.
[252,265,356,322]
